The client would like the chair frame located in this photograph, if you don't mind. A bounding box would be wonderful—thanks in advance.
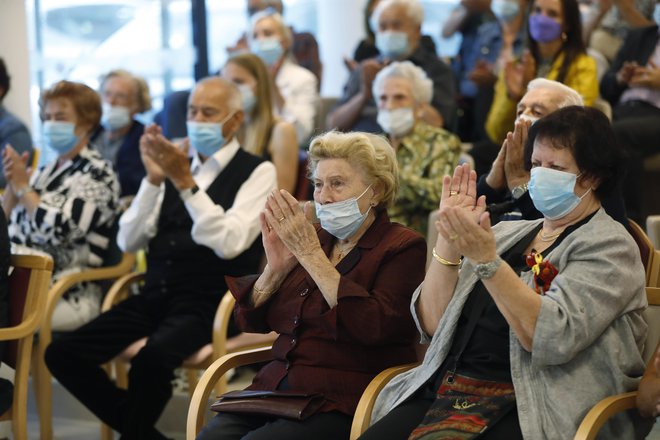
[186,346,273,439]
[1,254,53,440]
[32,252,136,440]
[100,273,273,439]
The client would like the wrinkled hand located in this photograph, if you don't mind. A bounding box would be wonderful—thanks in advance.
[616,61,639,85]
[343,56,359,72]
[468,60,497,87]
[629,62,660,90]
[259,211,297,275]
[264,189,322,261]
[654,347,660,417]
[485,142,507,191]
[360,59,385,98]
[504,119,531,191]
[142,124,194,190]
[2,144,31,189]
[436,164,493,261]
[504,51,536,101]
[139,124,166,185]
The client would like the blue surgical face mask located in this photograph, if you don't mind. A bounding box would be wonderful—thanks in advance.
[101,104,132,131]
[250,37,284,66]
[375,31,410,60]
[238,84,257,114]
[315,185,373,240]
[491,0,520,22]
[187,112,234,158]
[528,167,591,220]
[43,121,79,156]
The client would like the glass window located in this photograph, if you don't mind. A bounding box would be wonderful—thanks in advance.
[26,0,195,163]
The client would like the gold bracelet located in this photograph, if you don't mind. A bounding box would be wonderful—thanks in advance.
[252,284,272,297]
[432,247,463,267]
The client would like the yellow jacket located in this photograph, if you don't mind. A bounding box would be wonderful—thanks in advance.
[485,52,598,144]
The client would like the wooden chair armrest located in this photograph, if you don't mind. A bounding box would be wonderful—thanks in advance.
[573,392,638,440]
[186,346,273,439]
[350,363,420,440]
[40,253,136,345]
[211,291,235,359]
[101,271,146,312]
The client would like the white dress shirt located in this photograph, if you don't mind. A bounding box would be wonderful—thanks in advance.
[117,138,276,259]
[275,59,319,144]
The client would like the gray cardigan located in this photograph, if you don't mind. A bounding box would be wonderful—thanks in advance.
[372,209,651,439]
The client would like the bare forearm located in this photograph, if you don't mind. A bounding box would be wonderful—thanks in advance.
[617,3,653,27]
[20,192,41,217]
[327,92,368,131]
[416,241,461,335]
[297,247,340,308]
[482,263,541,351]
[251,265,288,307]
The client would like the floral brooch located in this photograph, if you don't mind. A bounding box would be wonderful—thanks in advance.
[525,250,558,295]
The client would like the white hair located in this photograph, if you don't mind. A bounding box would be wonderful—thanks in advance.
[370,0,425,31]
[249,9,293,49]
[526,78,584,108]
[372,61,433,104]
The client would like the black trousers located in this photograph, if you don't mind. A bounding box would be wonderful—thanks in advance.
[612,100,660,223]
[45,291,219,440]
[358,396,523,440]
[196,411,352,440]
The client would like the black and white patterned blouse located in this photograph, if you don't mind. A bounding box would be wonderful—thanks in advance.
[8,146,120,274]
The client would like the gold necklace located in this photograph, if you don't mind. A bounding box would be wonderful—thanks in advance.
[334,241,356,261]
[537,228,562,242]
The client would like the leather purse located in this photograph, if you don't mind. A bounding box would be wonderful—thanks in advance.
[210,390,326,420]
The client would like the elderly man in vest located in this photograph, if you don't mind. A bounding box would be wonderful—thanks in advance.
[45,77,276,440]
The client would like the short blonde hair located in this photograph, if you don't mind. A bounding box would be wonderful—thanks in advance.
[308,131,399,209]
[100,69,152,113]
[372,61,433,104]
[249,9,293,50]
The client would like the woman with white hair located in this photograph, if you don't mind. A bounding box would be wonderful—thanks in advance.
[249,9,318,144]
[373,61,462,235]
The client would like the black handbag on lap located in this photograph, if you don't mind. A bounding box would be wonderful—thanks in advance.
[210,390,326,421]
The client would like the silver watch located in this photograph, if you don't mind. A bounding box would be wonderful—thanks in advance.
[474,256,503,279]
[511,182,528,200]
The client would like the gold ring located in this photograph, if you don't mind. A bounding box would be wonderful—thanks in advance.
[277,216,285,222]
[449,233,459,241]
[449,190,459,196]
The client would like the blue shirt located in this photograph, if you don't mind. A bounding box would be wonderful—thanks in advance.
[0,105,33,188]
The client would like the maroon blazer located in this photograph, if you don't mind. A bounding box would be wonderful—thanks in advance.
[227,210,426,416]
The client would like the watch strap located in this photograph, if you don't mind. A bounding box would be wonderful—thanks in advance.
[179,184,200,201]
[14,186,34,199]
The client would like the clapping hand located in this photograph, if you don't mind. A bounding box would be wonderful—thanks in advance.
[504,50,536,101]
[141,123,194,190]
[2,144,31,191]
[629,61,660,90]
[436,163,496,263]
[504,119,531,191]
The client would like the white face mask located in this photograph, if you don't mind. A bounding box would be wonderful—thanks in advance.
[377,107,415,137]
[101,104,132,131]
[315,185,373,240]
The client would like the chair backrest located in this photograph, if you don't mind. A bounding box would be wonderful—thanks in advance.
[5,255,53,367]
[647,215,660,249]
[294,150,312,201]
[643,286,660,363]
[626,219,654,283]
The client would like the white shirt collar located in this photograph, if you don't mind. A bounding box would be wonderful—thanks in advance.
[190,137,240,175]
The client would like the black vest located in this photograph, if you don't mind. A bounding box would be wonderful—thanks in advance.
[143,149,265,297]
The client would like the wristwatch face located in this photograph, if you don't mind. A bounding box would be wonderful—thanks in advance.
[511,184,527,200]
[474,257,502,279]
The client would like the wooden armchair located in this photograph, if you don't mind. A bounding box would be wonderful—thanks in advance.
[1,254,53,440]
[32,252,136,440]
[100,274,275,439]
[186,346,274,439]
[573,285,660,439]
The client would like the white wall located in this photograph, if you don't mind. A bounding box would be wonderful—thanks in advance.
[0,0,33,133]
[317,0,368,97]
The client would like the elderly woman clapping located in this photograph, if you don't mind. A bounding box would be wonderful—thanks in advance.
[197,131,426,440]
[372,61,461,235]
[360,106,650,439]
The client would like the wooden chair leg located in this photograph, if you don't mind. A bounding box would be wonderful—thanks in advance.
[31,341,53,440]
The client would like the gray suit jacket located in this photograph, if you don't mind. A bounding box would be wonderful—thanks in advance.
[372,209,651,439]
